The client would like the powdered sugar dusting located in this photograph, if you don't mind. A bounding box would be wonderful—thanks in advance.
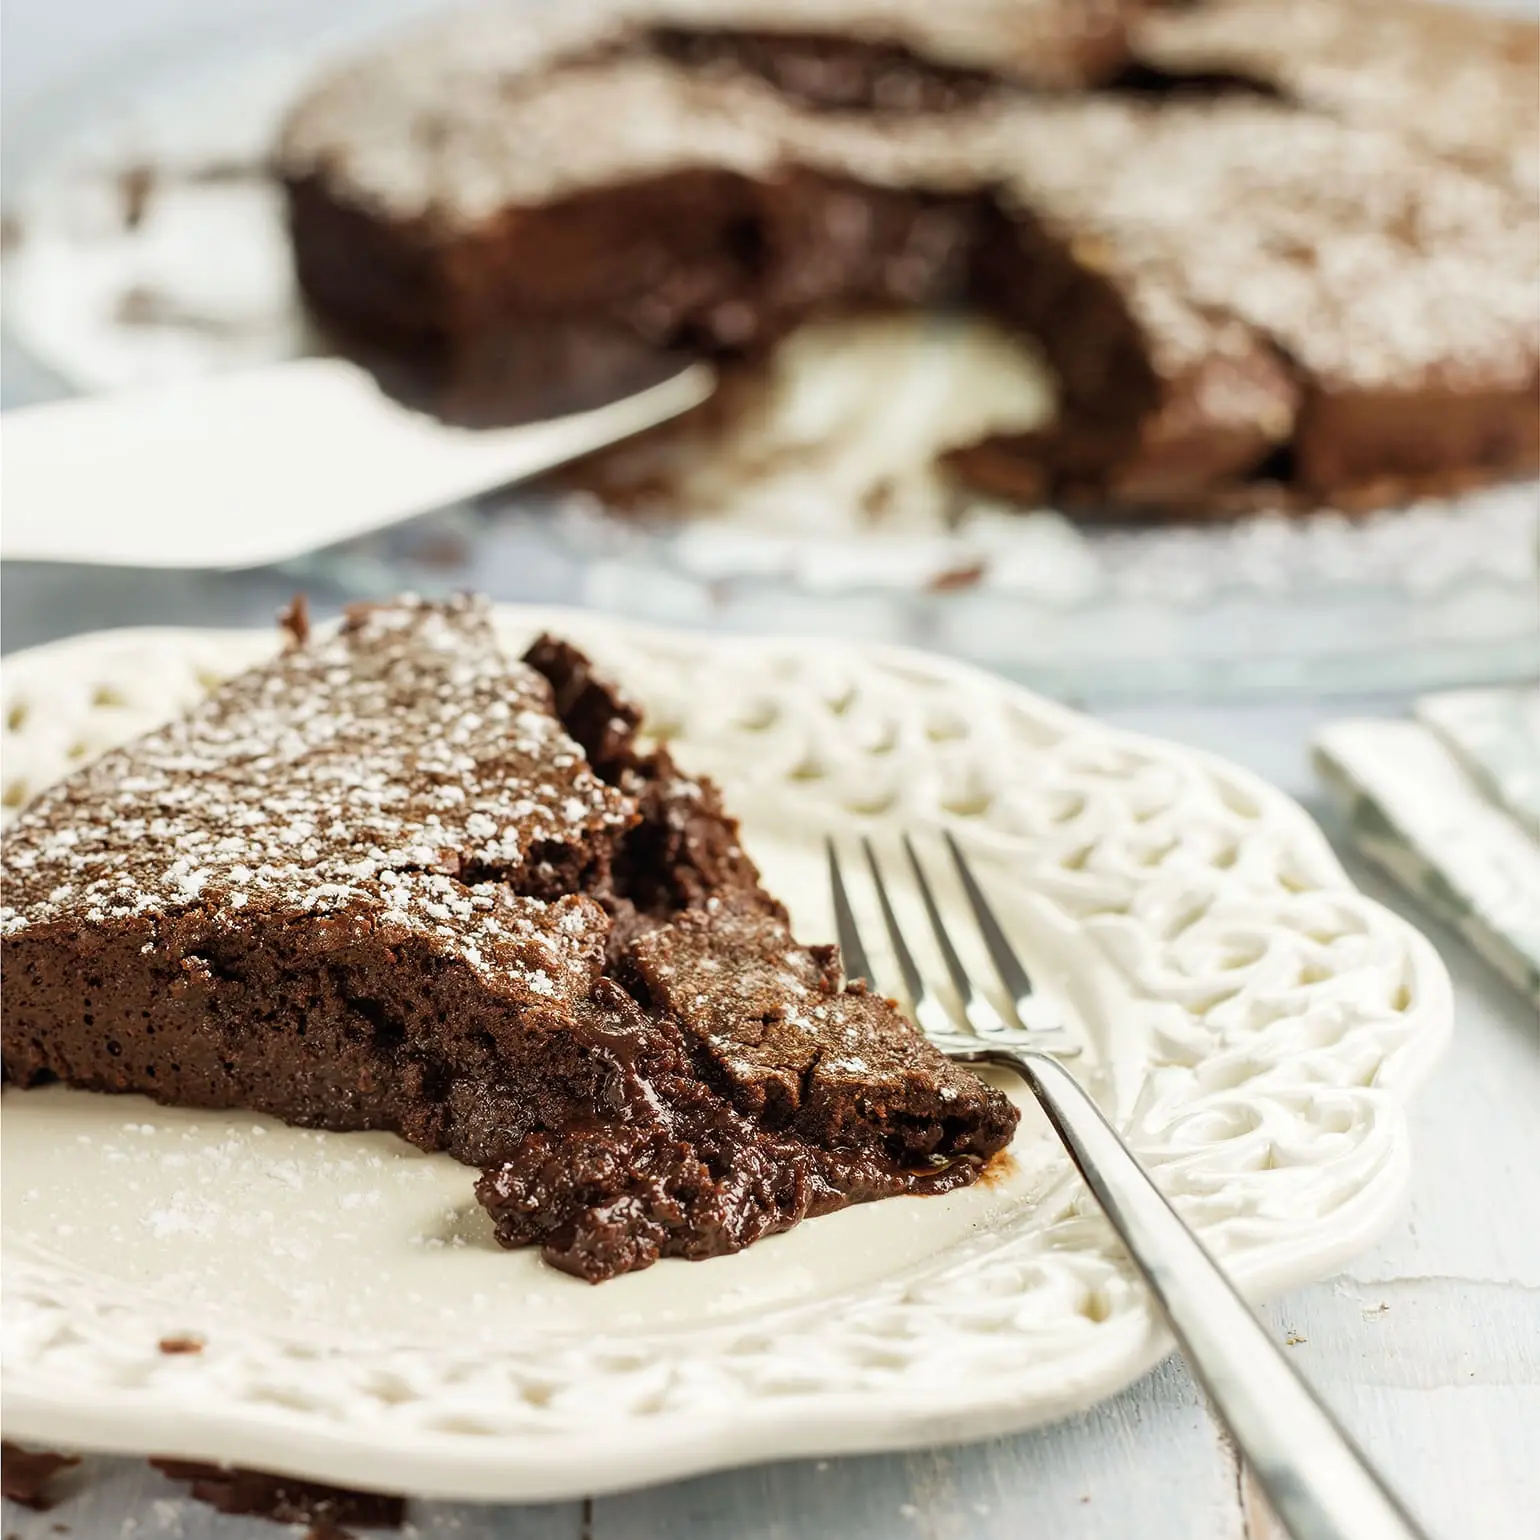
[1138,0,1540,194]
[0,595,630,948]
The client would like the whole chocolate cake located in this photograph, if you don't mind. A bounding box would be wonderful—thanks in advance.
[276,0,1539,517]
[0,598,1018,1281]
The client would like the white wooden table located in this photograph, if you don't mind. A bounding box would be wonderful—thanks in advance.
[3,568,1536,1537]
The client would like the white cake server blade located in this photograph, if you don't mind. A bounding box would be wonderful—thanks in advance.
[0,357,714,570]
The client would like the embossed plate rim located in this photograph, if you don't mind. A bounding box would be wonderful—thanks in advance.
[0,609,1452,1500]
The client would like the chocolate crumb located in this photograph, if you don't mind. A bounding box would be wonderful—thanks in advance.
[860,478,897,522]
[406,532,472,569]
[182,159,271,185]
[1,1443,80,1510]
[157,1334,205,1355]
[974,1148,1020,1187]
[115,286,168,326]
[926,562,987,592]
[278,593,312,647]
[306,1523,354,1540]
[149,1461,404,1528]
[120,165,156,231]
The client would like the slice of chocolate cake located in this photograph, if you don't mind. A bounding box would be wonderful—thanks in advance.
[276,1,1540,517]
[0,597,1017,1281]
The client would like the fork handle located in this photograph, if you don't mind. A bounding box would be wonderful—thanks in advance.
[979,1048,1429,1540]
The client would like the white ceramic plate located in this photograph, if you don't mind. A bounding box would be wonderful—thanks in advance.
[0,611,1451,1501]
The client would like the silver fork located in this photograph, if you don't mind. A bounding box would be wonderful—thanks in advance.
[828,831,1428,1540]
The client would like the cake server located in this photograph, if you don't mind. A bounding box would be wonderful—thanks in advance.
[0,358,715,570]
[828,831,1431,1540]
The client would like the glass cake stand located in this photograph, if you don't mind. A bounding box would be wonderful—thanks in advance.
[5,0,1537,703]
[269,483,1539,704]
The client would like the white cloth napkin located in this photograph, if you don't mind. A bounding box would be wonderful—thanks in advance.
[1314,686,1540,1006]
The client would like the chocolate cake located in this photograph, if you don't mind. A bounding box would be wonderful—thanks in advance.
[0,597,1017,1281]
[276,0,1540,517]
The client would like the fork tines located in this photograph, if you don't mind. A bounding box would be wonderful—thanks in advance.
[827,830,1079,1055]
